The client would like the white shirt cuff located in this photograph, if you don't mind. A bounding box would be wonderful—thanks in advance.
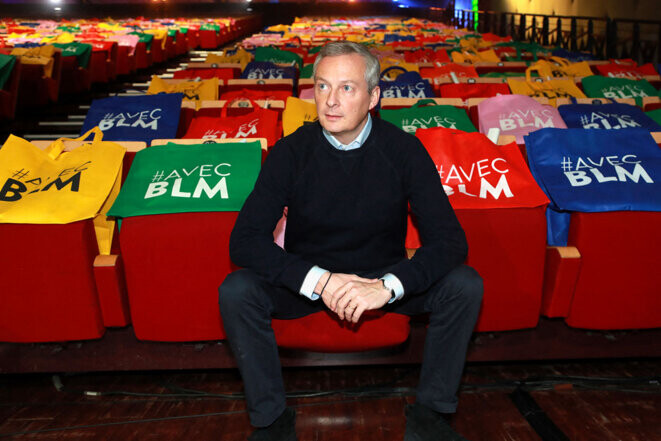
[381,273,405,303]
[299,265,328,300]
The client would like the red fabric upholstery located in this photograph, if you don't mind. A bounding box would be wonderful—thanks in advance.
[458,207,547,331]
[272,310,410,353]
[119,212,238,341]
[93,256,131,327]
[407,207,547,332]
[199,30,219,49]
[0,221,105,342]
[565,212,661,329]
[541,247,581,318]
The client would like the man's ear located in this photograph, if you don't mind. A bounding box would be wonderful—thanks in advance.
[368,86,381,111]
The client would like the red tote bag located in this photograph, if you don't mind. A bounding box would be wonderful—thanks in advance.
[184,100,280,147]
[439,82,511,100]
[407,127,549,247]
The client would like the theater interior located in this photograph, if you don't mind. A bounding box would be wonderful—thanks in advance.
[0,0,660,440]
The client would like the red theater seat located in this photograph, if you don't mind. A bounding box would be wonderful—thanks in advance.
[0,221,105,343]
[272,310,411,353]
[561,211,661,329]
[16,50,62,109]
[457,207,547,331]
[199,30,220,49]
[0,58,21,119]
[58,55,91,96]
[119,212,238,341]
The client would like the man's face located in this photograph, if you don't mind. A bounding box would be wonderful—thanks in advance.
[314,53,380,145]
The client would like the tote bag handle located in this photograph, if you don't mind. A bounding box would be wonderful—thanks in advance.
[221,98,261,118]
[44,127,104,161]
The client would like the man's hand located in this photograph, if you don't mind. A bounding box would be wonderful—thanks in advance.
[316,273,391,323]
[316,272,374,308]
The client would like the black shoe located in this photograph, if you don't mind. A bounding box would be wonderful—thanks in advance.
[404,403,468,441]
[248,407,297,441]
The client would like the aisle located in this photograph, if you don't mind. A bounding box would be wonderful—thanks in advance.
[1,360,659,440]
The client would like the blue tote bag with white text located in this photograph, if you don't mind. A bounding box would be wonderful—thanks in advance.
[379,66,434,100]
[525,128,661,245]
[81,93,183,143]
[558,102,661,132]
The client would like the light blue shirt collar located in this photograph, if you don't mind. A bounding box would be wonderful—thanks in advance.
[322,114,372,151]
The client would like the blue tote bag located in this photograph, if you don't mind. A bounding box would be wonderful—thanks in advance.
[240,61,297,80]
[525,128,661,245]
[379,66,434,100]
[558,101,661,132]
[81,93,183,143]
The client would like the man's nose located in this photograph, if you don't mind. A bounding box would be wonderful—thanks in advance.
[326,88,339,107]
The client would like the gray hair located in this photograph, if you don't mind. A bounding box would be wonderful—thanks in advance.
[312,41,380,93]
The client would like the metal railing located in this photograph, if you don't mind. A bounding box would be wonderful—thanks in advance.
[429,7,661,64]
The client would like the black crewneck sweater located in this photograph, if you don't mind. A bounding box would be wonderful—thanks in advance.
[229,118,467,296]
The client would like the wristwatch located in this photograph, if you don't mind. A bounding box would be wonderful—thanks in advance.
[381,278,396,302]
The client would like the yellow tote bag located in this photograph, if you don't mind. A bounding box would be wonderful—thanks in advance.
[147,76,219,109]
[206,47,252,70]
[0,128,125,254]
[507,66,586,105]
[530,57,594,78]
[282,97,318,137]
[451,48,500,64]
[10,45,56,78]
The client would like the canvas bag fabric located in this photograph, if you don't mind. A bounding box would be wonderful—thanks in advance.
[507,67,586,105]
[407,127,549,248]
[450,48,500,64]
[0,127,125,254]
[478,94,567,144]
[81,93,183,144]
[183,100,280,146]
[282,96,318,136]
[147,76,219,108]
[528,57,594,78]
[220,88,291,102]
[52,42,93,68]
[172,67,236,81]
[107,141,262,218]
[255,46,303,70]
[645,108,661,126]
[414,127,549,210]
[524,128,661,245]
[558,102,661,132]
[594,62,658,80]
[379,99,476,134]
[240,61,297,80]
[205,47,252,70]
[0,54,16,89]
[439,82,511,100]
[581,75,659,106]
[379,66,434,100]
[419,63,479,88]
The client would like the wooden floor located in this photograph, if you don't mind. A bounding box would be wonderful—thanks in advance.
[1,359,659,440]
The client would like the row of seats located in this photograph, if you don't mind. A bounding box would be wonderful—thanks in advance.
[2,16,659,354]
[2,125,659,347]
[0,15,261,120]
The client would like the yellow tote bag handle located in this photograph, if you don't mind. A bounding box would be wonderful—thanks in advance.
[549,56,571,68]
[44,127,104,160]
[526,63,549,83]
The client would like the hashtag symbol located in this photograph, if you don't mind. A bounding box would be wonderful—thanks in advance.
[11,169,29,179]
[151,170,165,182]
[580,115,589,126]
[561,157,573,172]
[437,164,444,180]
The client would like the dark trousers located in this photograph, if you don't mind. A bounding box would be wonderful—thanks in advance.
[218,265,483,428]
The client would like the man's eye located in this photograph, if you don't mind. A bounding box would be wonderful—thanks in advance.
[343,85,352,92]
[318,83,327,90]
